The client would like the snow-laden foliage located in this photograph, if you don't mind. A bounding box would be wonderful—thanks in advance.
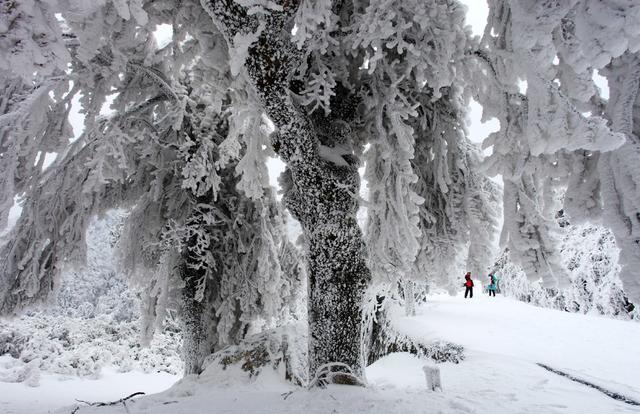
[495,221,638,321]
[3,0,640,387]
[359,0,470,293]
[0,212,182,385]
[410,88,501,296]
[477,0,640,300]
[597,54,640,305]
[0,0,70,79]
[0,0,303,377]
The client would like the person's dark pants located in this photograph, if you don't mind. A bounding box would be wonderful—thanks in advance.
[489,289,495,297]
[465,286,473,298]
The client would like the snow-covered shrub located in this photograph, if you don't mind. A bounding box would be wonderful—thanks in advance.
[369,332,465,366]
[0,357,41,387]
[0,313,182,382]
[496,222,638,321]
[0,212,183,385]
[201,323,307,386]
[0,330,25,359]
[422,341,465,364]
[52,211,138,322]
[54,259,138,322]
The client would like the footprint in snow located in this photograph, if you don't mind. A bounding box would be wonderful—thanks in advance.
[448,399,476,413]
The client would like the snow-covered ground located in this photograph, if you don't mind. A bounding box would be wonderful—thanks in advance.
[393,293,640,398]
[2,294,639,413]
[0,366,178,414]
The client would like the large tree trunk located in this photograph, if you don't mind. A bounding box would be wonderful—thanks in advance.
[404,280,415,317]
[180,258,206,375]
[203,1,371,382]
[306,217,369,381]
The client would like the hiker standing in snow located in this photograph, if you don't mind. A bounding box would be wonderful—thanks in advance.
[487,274,497,297]
[463,272,474,298]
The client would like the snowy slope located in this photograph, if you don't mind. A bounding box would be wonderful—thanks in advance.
[391,294,640,398]
[2,295,639,413]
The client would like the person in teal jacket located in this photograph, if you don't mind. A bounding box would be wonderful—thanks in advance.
[487,274,497,297]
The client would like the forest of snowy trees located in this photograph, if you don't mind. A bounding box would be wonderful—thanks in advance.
[1,0,639,392]
[495,218,638,321]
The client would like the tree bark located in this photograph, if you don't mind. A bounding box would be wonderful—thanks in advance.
[202,0,371,381]
[180,258,206,375]
[404,280,415,317]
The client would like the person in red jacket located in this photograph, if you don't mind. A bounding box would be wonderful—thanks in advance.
[463,272,474,298]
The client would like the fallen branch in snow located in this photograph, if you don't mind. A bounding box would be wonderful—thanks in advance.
[536,363,640,407]
[308,362,366,388]
[73,391,146,411]
[367,305,464,365]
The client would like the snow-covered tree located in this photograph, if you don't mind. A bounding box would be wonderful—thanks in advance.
[202,1,373,383]
[0,0,301,376]
[477,0,640,302]
[201,0,491,380]
[164,0,639,381]
[495,220,638,321]
[3,0,640,389]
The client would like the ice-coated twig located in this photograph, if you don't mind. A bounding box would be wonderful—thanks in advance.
[308,362,366,388]
[75,391,146,408]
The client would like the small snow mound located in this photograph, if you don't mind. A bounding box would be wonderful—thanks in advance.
[198,323,307,388]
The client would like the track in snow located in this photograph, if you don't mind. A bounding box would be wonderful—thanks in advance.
[536,363,640,407]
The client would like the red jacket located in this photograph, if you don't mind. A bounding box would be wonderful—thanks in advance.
[464,276,473,287]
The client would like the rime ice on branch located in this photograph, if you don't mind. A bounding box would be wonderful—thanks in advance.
[0,0,302,376]
[478,0,640,301]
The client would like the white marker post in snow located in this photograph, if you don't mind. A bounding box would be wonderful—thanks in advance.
[423,364,442,392]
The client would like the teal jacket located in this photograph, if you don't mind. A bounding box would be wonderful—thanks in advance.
[487,276,498,291]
